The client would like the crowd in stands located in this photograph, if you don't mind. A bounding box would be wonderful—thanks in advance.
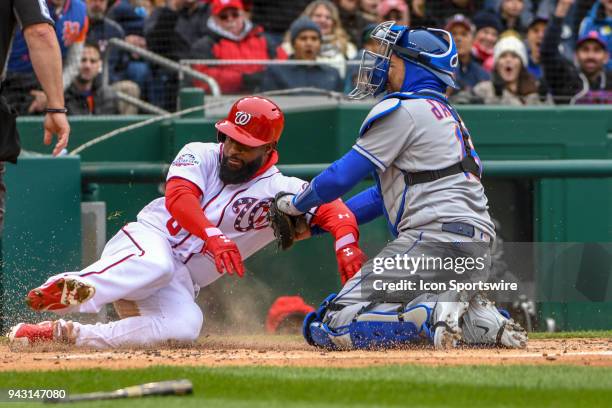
[2,0,611,114]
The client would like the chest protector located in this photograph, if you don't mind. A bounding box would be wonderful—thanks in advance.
[361,91,482,185]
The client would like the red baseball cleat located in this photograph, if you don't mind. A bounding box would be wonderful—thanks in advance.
[25,277,95,311]
[7,320,75,346]
[7,321,55,346]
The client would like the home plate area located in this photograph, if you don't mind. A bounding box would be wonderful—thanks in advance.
[2,335,611,371]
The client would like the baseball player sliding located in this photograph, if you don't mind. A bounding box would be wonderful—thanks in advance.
[8,96,366,348]
[276,22,528,349]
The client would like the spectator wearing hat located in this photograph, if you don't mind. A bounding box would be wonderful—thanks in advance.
[377,0,410,25]
[334,0,371,48]
[472,34,542,105]
[579,0,612,70]
[472,11,503,71]
[525,15,551,101]
[542,0,612,104]
[446,14,490,94]
[261,17,342,93]
[428,0,484,26]
[191,0,286,94]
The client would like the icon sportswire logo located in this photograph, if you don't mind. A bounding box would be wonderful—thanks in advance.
[235,111,252,125]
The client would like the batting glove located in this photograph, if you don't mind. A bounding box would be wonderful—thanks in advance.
[201,228,245,277]
[335,234,367,284]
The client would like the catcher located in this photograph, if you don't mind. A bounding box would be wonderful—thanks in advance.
[8,96,366,348]
[275,22,528,350]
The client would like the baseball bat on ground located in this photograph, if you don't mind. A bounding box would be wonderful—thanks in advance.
[44,379,193,404]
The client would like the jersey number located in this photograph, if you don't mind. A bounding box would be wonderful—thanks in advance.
[166,217,181,236]
[427,100,452,120]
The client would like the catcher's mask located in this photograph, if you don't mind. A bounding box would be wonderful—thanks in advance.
[349,21,460,99]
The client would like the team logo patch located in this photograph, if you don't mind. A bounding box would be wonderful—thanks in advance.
[171,153,199,167]
[234,111,252,126]
[233,197,272,231]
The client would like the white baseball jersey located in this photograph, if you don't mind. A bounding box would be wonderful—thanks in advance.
[137,142,308,288]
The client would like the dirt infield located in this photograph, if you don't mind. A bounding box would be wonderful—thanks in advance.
[1,336,611,371]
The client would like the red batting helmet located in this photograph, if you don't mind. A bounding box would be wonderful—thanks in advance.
[215,96,284,147]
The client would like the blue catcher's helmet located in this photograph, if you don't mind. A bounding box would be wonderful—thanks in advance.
[349,21,459,99]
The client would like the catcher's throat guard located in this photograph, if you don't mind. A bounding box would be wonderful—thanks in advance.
[349,21,459,100]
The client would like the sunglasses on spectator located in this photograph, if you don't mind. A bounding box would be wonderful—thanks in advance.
[219,10,240,21]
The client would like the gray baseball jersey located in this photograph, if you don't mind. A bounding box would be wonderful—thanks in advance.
[352,94,495,238]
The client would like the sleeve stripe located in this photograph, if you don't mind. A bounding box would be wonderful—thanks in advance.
[352,144,387,170]
[36,0,52,20]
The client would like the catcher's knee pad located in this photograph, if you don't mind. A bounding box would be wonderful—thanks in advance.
[303,297,431,350]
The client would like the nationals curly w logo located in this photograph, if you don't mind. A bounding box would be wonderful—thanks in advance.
[234,111,252,126]
[232,197,272,232]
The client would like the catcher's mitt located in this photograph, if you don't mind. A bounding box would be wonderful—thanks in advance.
[268,192,309,250]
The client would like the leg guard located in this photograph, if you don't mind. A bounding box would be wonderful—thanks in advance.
[303,293,337,348]
[303,294,431,350]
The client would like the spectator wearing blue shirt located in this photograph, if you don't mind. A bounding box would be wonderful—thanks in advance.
[525,15,550,101]
[261,17,342,93]
[446,14,490,93]
[526,16,547,80]
[579,0,612,69]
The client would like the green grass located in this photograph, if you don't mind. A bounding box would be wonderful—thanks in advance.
[1,365,611,408]
[528,330,612,339]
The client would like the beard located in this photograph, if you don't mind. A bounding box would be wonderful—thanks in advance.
[219,154,265,184]
[76,74,92,85]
